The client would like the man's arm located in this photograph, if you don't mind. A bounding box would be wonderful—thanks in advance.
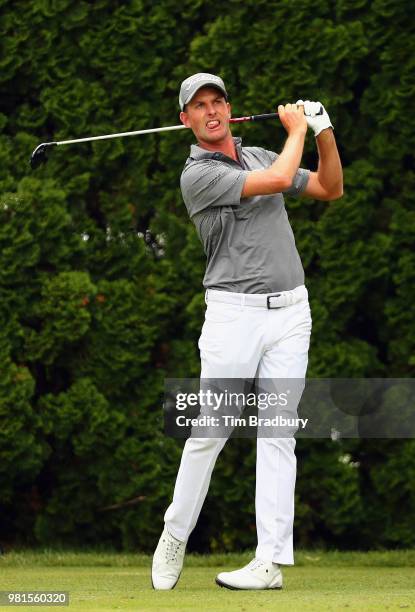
[302,128,343,201]
[294,100,343,201]
[241,104,307,198]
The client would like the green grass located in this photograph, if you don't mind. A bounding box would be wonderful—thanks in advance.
[1,551,415,611]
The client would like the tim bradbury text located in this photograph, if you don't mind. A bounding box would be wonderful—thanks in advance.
[176,415,309,429]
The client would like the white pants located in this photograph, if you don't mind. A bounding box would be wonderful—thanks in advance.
[164,286,312,565]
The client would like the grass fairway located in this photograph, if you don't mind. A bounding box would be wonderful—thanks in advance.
[1,550,414,611]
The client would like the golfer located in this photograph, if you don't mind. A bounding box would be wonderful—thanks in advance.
[152,73,343,590]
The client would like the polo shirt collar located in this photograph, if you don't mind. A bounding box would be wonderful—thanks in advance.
[189,137,243,161]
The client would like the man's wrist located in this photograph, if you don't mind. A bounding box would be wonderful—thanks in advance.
[288,129,307,139]
[315,126,334,139]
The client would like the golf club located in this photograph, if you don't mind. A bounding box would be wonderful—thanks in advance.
[30,108,323,169]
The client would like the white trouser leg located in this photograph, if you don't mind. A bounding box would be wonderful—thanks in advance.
[255,437,297,564]
[164,300,263,542]
[164,436,227,541]
[255,299,312,565]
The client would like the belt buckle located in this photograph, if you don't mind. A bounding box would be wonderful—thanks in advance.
[267,293,282,309]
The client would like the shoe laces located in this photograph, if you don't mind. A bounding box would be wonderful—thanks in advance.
[246,558,267,571]
[164,536,184,563]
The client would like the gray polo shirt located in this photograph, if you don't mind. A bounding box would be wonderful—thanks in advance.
[180,137,310,294]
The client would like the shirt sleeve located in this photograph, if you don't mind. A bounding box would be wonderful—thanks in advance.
[264,149,310,198]
[180,160,249,217]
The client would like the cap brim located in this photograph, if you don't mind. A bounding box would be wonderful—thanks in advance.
[182,83,227,109]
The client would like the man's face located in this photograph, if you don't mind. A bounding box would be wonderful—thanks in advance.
[180,86,231,146]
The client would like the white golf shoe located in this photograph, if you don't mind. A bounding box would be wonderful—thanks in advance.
[215,557,283,590]
[151,526,186,590]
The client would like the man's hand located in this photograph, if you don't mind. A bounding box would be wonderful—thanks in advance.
[278,103,307,136]
[296,100,333,137]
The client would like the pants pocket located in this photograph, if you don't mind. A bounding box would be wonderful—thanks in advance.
[204,301,243,324]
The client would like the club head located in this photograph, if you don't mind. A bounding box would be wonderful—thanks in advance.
[30,142,57,169]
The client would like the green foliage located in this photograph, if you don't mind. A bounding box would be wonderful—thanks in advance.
[0,332,43,505]
[0,0,413,552]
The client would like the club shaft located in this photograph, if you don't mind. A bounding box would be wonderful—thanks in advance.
[30,113,284,167]
[55,116,272,146]
[53,109,320,147]
[30,106,324,168]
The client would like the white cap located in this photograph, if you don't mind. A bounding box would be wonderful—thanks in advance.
[179,73,228,110]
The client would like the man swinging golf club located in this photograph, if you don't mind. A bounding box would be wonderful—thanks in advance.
[152,73,343,591]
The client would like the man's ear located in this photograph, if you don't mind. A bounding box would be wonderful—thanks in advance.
[227,102,231,119]
[180,111,190,127]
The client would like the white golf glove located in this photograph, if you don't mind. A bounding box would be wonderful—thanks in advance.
[296,99,333,137]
